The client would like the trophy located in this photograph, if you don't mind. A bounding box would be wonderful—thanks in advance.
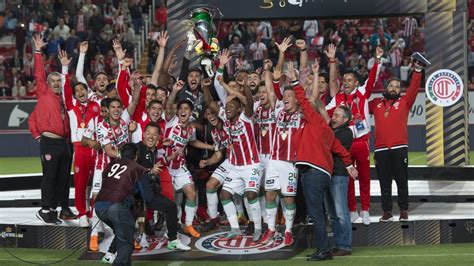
[185,6,222,78]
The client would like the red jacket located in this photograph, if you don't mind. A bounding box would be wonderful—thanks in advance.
[369,71,421,151]
[29,52,70,139]
[293,83,352,176]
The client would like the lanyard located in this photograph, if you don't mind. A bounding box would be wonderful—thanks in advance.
[344,93,361,117]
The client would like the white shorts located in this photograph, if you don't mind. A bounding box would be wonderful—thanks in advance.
[211,159,231,185]
[223,163,261,195]
[91,169,103,195]
[259,153,271,172]
[265,160,298,196]
[169,166,194,191]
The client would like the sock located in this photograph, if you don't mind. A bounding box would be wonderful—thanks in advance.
[234,194,245,216]
[248,198,262,230]
[265,200,278,231]
[222,199,239,229]
[206,189,219,219]
[244,197,252,222]
[284,203,296,232]
[184,199,196,226]
[259,195,268,224]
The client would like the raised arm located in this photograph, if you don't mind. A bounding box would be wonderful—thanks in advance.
[202,78,220,114]
[76,41,89,86]
[263,59,277,110]
[361,46,383,98]
[241,78,254,118]
[325,43,339,97]
[276,37,292,71]
[272,66,283,100]
[116,58,132,107]
[405,63,423,108]
[165,80,184,121]
[214,49,232,103]
[151,31,169,86]
[32,34,47,96]
[296,39,308,71]
[127,81,143,117]
[58,50,74,110]
[290,61,326,125]
[309,60,320,104]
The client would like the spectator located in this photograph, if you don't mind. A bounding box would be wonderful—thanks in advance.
[249,35,267,70]
[12,80,26,99]
[25,81,37,98]
[389,33,405,78]
[402,16,418,45]
[75,9,87,39]
[155,0,167,30]
[89,7,105,36]
[257,21,272,46]
[129,0,144,33]
[370,27,392,51]
[65,29,80,56]
[408,28,424,54]
[53,18,70,41]
[13,22,27,56]
[303,20,319,46]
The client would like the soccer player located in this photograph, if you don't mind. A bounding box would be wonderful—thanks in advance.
[326,46,384,225]
[218,83,263,243]
[59,50,101,227]
[164,80,214,238]
[75,41,109,103]
[259,62,302,246]
[198,78,231,232]
[85,67,140,250]
[369,59,424,222]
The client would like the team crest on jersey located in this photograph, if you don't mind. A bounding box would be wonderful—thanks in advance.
[195,231,285,255]
[131,234,191,256]
[92,106,98,112]
[44,154,52,161]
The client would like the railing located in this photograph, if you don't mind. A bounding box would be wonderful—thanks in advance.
[133,8,153,70]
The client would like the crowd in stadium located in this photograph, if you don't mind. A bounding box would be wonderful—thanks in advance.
[0,0,435,264]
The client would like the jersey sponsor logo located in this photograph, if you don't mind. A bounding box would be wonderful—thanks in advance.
[195,231,285,255]
[170,133,187,145]
[426,69,463,107]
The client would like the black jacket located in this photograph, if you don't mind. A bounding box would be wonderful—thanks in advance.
[136,142,161,193]
[332,125,353,176]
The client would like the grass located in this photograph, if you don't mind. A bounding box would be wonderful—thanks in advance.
[0,152,473,175]
[0,244,473,265]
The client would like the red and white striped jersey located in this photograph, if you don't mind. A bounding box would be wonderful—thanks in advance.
[222,111,260,166]
[254,101,277,155]
[62,74,101,143]
[271,107,303,162]
[83,116,105,171]
[164,116,196,170]
[94,110,131,170]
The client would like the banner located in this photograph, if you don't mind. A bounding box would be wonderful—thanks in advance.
[0,100,36,133]
[169,0,429,20]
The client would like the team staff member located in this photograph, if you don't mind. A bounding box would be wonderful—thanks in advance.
[136,123,191,250]
[290,62,357,262]
[30,34,75,225]
[59,50,101,227]
[94,144,149,265]
[369,60,424,222]
[326,47,383,225]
